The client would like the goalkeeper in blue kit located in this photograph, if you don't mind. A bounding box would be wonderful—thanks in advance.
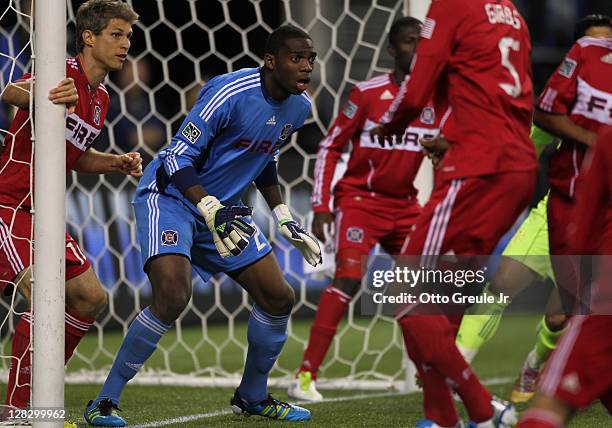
[84,25,321,426]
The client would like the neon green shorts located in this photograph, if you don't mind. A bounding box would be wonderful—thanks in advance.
[503,194,554,282]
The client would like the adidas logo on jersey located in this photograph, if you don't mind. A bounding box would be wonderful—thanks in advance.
[266,115,276,125]
[601,53,612,64]
[380,89,394,100]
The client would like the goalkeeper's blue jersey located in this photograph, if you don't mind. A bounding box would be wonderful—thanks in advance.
[143,67,311,213]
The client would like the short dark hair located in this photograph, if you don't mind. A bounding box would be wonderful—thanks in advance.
[573,14,612,41]
[76,0,139,53]
[388,17,423,47]
[265,24,311,55]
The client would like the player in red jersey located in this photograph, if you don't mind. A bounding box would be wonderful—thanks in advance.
[288,17,444,401]
[0,0,141,412]
[371,1,536,427]
[533,28,612,314]
[517,126,612,428]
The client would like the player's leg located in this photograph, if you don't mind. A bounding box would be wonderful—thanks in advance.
[3,210,105,410]
[7,263,107,408]
[397,173,533,426]
[518,315,612,427]
[84,185,194,427]
[291,203,385,400]
[511,290,567,404]
[229,251,310,421]
[456,196,550,363]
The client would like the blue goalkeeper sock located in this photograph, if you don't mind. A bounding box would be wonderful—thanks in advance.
[238,305,289,404]
[97,307,171,405]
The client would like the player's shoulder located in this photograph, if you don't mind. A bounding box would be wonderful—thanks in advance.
[66,56,79,71]
[205,67,261,94]
[294,91,312,111]
[354,73,392,93]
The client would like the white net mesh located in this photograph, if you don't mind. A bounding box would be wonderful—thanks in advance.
[1,0,414,392]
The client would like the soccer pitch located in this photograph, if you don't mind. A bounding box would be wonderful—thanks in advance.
[4,315,609,427]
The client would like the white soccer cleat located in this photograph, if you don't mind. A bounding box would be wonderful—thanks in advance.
[287,371,323,402]
[467,396,517,428]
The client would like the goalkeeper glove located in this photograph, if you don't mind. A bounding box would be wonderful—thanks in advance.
[273,204,322,267]
[197,195,256,258]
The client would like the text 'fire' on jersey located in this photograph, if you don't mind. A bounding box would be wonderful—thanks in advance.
[311,73,444,213]
[152,68,311,211]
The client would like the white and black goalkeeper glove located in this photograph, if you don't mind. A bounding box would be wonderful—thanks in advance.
[197,195,256,258]
[273,204,322,267]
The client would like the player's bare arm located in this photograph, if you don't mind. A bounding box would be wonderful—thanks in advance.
[311,212,334,243]
[420,134,448,166]
[2,78,78,112]
[533,109,598,147]
[72,149,143,176]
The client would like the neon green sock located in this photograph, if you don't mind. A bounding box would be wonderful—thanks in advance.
[527,316,565,370]
[455,286,511,363]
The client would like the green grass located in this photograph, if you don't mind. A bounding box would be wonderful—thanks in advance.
[3,315,610,427]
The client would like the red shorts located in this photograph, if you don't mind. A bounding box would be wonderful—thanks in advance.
[539,315,612,410]
[547,191,585,314]
[333,195,421,279]
[402,172,534,261]
[0,207,90,292]
[547,191,573,255]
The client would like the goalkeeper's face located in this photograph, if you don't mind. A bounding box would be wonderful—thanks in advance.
[273,37,316,95]
[91,18,133,72]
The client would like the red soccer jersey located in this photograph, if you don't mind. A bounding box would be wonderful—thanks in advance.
[382,0,536,180]
[568,126,612,255]
[311,73,443,213]
[0,56,109,209]
[537,37,612,199]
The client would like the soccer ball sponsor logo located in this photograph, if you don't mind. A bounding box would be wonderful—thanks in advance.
[558,57,577,78]
[182,121,202,144]
[342,100,357,119]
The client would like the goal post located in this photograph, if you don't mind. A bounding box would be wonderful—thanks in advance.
[32,0,66,424]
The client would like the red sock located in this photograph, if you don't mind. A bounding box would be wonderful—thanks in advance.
[517,408,563,428]
[64,308,94,361]
[299,285,351,379]
[4,309,94,409]
[5,313,32,408]
[399,315,493,423]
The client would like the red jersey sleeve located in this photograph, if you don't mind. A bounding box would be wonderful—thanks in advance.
[568,127,612,254]
[382,0,458,134]
[536,43,581,114]
[311,86,366,212]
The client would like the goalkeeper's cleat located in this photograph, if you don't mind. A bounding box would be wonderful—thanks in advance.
[416,419,464,428]
[230,389,311,421]
[467,396,517,428]
[287,371,323,402]
[84,399,127,427]
[509,364,539,403]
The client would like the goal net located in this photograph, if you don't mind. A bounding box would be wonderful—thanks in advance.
[1,0,423,392]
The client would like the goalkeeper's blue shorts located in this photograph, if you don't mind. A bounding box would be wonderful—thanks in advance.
[133,180,272,282]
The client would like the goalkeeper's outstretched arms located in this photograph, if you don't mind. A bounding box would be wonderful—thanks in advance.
[255,160,322,267]
[171,167,255,258]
